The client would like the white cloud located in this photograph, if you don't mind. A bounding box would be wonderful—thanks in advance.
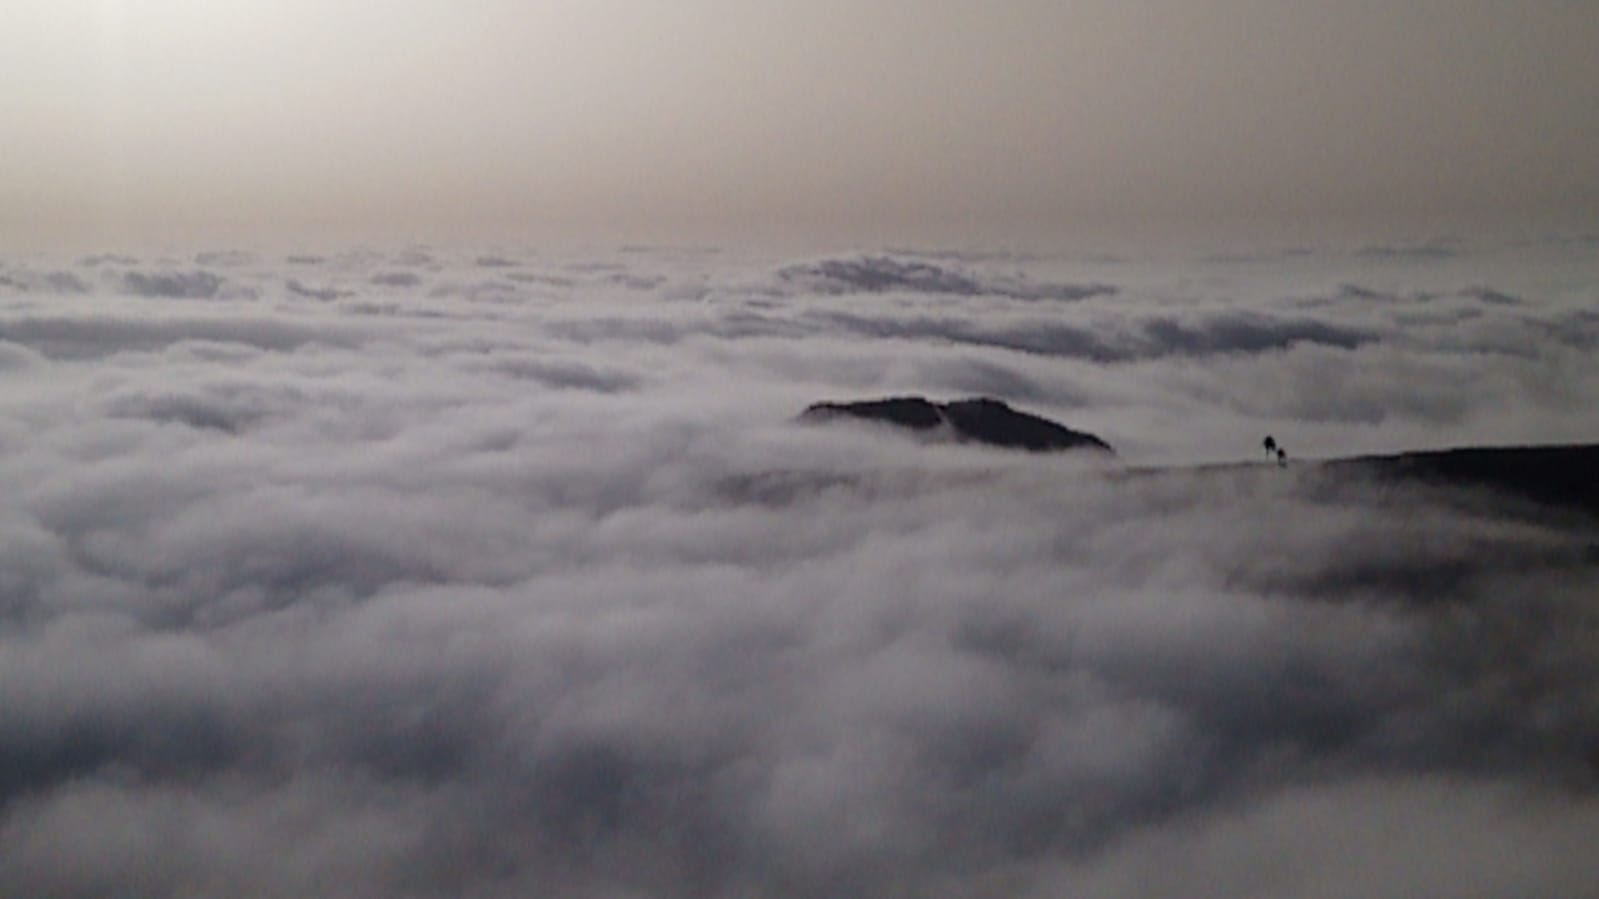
[0,241,1596,896]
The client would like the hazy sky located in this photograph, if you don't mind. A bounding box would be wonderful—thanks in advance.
[3,1,1597,249]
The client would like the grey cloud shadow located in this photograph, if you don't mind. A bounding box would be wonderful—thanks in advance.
[1355,243,1461,261]
[0,269,91,294]
[778,254,1118,302]
[98,381,317,435]
[77,253,140,268]
[0,699,246,809]
[0,316,353,360]
[121,270,226,300]
[193,250,258,268]
[804,309,1375,361]
[286,279,355,301]
[544,307,1375,364]
[370,271,423,288]
[477,357,643,393]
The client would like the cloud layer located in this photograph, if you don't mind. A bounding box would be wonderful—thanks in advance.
[1,240,1597,896]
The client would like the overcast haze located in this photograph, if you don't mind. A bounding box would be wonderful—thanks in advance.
[4,1,1597,248]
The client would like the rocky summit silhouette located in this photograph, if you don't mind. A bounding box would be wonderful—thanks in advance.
[801,396,1114,454]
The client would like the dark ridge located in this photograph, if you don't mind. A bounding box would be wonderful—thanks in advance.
[1333,444,1599,517]
[804,397,945,430]
[801,396,1113,454]
[942,398,1114,452]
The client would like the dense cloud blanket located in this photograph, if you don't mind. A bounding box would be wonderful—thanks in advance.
[1,241,1597,897]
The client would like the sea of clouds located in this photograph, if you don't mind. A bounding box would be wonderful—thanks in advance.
[1,237,1597,897]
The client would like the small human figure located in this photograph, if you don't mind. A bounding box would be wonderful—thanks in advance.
[1263,435,1277,461]
[1276,447,1288,467]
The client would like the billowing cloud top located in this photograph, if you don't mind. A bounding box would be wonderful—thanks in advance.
[0,241,1597,897]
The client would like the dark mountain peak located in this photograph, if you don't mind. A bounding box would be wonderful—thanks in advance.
[803,396,945,430]
[801,395,1114,454]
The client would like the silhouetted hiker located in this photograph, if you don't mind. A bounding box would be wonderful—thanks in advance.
[1276,447,1288,467]
[1263,435,1277,461]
